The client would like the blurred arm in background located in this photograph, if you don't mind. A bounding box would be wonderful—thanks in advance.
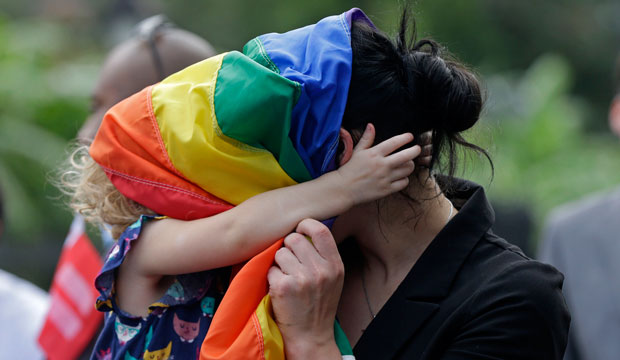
[0,186,50,359]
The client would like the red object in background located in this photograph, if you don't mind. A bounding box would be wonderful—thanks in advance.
[38,216,103,360]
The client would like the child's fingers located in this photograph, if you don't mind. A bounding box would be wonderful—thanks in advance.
[389,161,415,180]
[390,177,410,192]
[353,123,376,152]
[374,132,414,156]
[387,145,421,166]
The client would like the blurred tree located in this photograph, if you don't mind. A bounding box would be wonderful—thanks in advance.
[468,54,620,232]
[0,15,97,244]
[157,0,374,51]
[414,0,620,131]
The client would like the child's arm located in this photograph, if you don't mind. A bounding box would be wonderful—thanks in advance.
[130,124,420,275]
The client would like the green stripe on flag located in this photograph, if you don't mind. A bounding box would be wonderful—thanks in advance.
[243,37,280,74]
[214,51,311,182]
[335,320,354,356]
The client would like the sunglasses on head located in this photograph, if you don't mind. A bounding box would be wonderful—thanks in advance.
[134,14,173,81]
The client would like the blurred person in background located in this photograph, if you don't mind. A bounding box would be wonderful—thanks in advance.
[78,14,217,143]
[40,15,217,359]
[539,53,620,360]
[0,185,50,359]
[79,14,216,250]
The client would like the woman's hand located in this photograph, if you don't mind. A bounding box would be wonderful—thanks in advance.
[267,219,344,360]
[336,123,421,206]
[416,131,433,169]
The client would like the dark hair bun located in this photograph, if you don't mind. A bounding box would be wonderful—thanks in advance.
[344,18,482,144]
[402,39,482,134]
[342,9,492,179]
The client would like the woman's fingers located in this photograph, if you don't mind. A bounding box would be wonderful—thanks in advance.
[421,144,432,157]
[353,123,376,151]
[416,144,433,168]
[267,219,344,355]
[295,219,342,265]
[267,265,286,285]
[415,131,433,168]
[283,232,320,267]
[274,245,302,275]
[419,131,432,146]
[374,132,414,156]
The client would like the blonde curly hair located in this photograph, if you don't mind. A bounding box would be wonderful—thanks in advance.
[57,145,156,239]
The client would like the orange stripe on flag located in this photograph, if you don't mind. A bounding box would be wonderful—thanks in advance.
[201,239,284,360]
[90,86,232,220]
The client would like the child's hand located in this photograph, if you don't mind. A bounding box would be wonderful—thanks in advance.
[336,123,420,206]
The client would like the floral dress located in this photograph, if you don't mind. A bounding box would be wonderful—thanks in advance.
[90,215,229,360]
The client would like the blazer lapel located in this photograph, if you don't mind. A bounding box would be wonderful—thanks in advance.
[354,297,438,360]
[353,180,494,359]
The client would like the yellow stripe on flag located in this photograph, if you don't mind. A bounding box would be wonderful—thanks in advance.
[152,53,297,205]
[255,295,285,360]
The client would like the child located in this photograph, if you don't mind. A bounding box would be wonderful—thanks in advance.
[63,123,418,360]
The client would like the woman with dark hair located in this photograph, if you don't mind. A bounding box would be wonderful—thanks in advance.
[267,11,570,360]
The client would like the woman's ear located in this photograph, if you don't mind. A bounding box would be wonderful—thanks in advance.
[609,95,620,139]
[338,128,354,166]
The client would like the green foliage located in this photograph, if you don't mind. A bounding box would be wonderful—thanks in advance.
[0,16,97,243]
[467,54,620,235]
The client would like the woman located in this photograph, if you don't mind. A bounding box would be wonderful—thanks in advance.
[267,11,570,360]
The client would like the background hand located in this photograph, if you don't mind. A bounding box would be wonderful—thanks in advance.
[416,131,433,169]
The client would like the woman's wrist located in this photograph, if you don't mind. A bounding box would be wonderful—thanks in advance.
[284,335,342,360]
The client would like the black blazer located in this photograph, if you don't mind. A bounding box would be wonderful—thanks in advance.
[351,180,570,359]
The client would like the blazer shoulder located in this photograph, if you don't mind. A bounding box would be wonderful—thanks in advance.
[476,259,565,302]
[483,231,529,260]
[454,260,571,359]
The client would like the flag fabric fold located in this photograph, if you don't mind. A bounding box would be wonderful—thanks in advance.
[89,8,374,359]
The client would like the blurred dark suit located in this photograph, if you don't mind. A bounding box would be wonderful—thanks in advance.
[539,187,620,360]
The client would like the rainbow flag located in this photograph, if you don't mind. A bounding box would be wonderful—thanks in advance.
[90,8,373,360]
